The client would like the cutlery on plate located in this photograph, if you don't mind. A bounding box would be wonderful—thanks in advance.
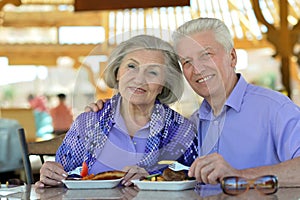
[157,160,176,165]
[168,162,190,171]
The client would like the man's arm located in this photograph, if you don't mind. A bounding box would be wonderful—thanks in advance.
[240,156,300,187]
[189,153,300,187]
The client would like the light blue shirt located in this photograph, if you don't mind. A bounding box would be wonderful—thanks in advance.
[90,98,150,174]
[190,74,300,169]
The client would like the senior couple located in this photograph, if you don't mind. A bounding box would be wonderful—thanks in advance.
[36,18,300,188]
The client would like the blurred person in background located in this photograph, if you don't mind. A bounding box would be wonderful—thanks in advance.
[50,93,73,135]
[27,94,53,139]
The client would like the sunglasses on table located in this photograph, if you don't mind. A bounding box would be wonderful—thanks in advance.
[221,175,278,196]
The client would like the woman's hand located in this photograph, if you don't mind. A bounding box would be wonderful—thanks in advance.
[35,161,68,188]
[121,166,149,186]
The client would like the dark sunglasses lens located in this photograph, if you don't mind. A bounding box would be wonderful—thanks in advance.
[222,177,248,195]
[255,175,278,195]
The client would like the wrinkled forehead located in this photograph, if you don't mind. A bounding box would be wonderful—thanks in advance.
[175,32,220,57]
[175,37,208,59]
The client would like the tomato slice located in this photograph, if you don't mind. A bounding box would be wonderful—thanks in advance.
[80,161,88,177]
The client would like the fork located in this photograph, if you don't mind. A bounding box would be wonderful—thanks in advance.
[168,162,190,171]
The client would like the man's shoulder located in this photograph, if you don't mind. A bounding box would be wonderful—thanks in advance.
[246,84,291,105]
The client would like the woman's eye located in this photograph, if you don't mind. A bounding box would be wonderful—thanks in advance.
[148,70,158,76]
[127,63,136,69]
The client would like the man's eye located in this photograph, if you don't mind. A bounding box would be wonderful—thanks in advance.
[202,52,212,57]
[182,60,191,67]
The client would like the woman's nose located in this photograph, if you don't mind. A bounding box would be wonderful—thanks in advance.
[134,71,146,83]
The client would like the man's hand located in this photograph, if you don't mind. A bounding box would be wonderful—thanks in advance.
[188,153,240,184]
[84,99,108,112]
[35,161,68,188]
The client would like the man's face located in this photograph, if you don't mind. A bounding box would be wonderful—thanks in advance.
[176,31,237,100]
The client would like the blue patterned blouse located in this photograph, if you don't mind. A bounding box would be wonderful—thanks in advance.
[56,94,198,175]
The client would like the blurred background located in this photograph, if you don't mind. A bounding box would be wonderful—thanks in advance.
[0,0,300,181]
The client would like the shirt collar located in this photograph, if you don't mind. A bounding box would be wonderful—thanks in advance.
[226,73,247,113]
[199,73,247,119]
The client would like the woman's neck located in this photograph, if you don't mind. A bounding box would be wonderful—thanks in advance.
[120,99,153,137]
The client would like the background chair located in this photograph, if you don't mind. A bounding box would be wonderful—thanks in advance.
[18,128,65,184]
[1,108,37,142]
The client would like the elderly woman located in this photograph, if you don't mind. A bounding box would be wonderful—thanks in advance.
[35,35,198,188]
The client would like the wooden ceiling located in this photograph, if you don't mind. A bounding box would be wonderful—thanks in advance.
[74,0,190,11]
[0,0,299,68]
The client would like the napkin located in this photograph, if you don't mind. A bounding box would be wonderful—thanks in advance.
[0,185,26,196]
[67,166,82,176]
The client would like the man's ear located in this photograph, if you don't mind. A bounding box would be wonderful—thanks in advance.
[230,48,237,68]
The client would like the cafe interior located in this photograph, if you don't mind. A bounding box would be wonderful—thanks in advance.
[0,0,300,198]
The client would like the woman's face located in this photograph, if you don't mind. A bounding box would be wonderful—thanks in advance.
[117,49,165,106]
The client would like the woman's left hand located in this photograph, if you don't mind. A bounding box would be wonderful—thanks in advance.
[121,166,149,186]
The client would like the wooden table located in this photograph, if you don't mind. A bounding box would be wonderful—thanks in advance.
[4,184,300,199]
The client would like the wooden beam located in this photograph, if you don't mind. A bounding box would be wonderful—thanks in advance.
[3,11,106,27]
[0,0,21,10]
[20,0,73,5]
[0,44,114,66]
[74,0,190,11]
[233,38,274,49]
[0,39,273,66]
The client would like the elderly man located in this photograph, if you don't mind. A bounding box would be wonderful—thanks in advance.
[87,18,300,187]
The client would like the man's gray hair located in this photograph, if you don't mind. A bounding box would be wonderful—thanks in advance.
[173,18,234,53]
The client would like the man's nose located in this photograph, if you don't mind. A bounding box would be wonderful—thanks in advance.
[191,62,204,74]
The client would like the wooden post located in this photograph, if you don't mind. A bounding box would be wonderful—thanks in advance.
[251,0,298,97]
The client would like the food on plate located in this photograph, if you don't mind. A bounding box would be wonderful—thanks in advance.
[81,174,95,180]
[82,170,126,180]
[80,161,88,177]
[145,173,165,181]
[143,168,187,182]
[162,168,186,181]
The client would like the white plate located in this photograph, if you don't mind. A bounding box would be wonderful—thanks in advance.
[62,178,123,189]
[131,179,197,191]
